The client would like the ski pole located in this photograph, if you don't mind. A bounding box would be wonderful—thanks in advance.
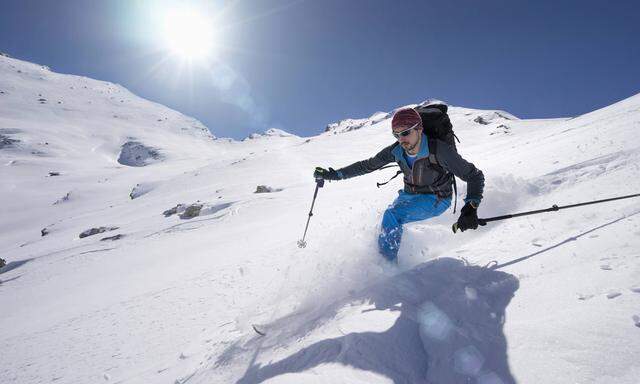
[452,192,640,233]
[297,178,325,248]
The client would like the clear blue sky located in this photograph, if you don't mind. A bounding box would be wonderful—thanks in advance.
[2,0,639,139]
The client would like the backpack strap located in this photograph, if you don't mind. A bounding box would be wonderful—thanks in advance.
[427,138,458,213]
[426,138,444,172]
[452,178,458,214]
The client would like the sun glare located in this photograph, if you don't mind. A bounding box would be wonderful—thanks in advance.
[161,8,215,60]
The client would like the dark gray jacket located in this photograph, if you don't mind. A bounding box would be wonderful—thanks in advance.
[337,134,484,203]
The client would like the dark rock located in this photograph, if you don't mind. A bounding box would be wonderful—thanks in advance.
[0,135,20,149]
[473,116,490,125]
[117,141,162,167]
[0,257,6,268]
[79,226,119,239]
[255,185,283,194]
[53,191,71,205]
[489,124,511,136]
[180,204,203,219]
[100,234,125,241]
[48,171,61,176]
[163,205,179,217]
[129,183,155,199]
[41,227,49,237]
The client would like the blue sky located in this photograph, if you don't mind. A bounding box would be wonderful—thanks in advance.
[1,0,639,139]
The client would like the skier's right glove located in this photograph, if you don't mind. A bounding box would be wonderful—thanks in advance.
[314,167,342,181]
[456,202,486,232]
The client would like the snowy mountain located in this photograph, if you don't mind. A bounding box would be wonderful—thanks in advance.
[324,111,390,134]
[244,128,298,140]
[1,56,639,384]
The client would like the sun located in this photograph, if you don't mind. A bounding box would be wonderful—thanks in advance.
[160,8,216,60]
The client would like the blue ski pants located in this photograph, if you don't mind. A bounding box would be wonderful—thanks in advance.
[378,191,451,262]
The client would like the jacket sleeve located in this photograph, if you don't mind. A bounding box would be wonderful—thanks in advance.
[435,141,485,204]
[336,143,397,179]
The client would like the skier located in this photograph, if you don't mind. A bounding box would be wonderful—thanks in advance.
[314,107,485,262]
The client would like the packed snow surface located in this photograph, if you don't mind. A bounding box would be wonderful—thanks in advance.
[1,55,640,384]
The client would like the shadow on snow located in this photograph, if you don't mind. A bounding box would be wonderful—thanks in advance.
[228,257,519,384]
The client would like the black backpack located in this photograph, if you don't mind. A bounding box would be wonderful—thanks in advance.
[415,103,459,153]
[417,103,460,211]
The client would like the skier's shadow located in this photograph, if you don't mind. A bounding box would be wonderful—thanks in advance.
[234,257,519,384]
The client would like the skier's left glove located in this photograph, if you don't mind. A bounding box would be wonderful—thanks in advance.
[456,202,486,232]
[314,167,342,181]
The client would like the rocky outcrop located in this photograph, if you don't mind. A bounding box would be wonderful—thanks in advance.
[163,205,180,217]
[117,141,162,167]
[180,204,203,219]
[53,192,71,205]
[100,234,125,241]
[473,111,515,125]
[79,226,119,239]
[163,202,233,220]
[490,124,511,135]
[129,182,157,199]
[254,185,283,193]
[0,134,20,149]
[163,203,203,219]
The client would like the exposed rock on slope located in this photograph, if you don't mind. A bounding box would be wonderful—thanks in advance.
[117,141,162,167]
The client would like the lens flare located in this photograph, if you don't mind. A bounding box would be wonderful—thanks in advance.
[161,8,215,60]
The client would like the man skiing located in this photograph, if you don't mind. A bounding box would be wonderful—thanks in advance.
[314,107,485,262]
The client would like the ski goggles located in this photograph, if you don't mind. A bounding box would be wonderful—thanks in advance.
[392,122,420,139]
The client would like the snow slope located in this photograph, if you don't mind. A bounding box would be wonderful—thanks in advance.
[1,55,639,384]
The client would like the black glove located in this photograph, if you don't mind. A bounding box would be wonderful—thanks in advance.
[314,167,342,181]
[456,202,486,232]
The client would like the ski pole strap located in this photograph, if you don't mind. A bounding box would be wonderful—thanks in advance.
[377,170,403,188]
